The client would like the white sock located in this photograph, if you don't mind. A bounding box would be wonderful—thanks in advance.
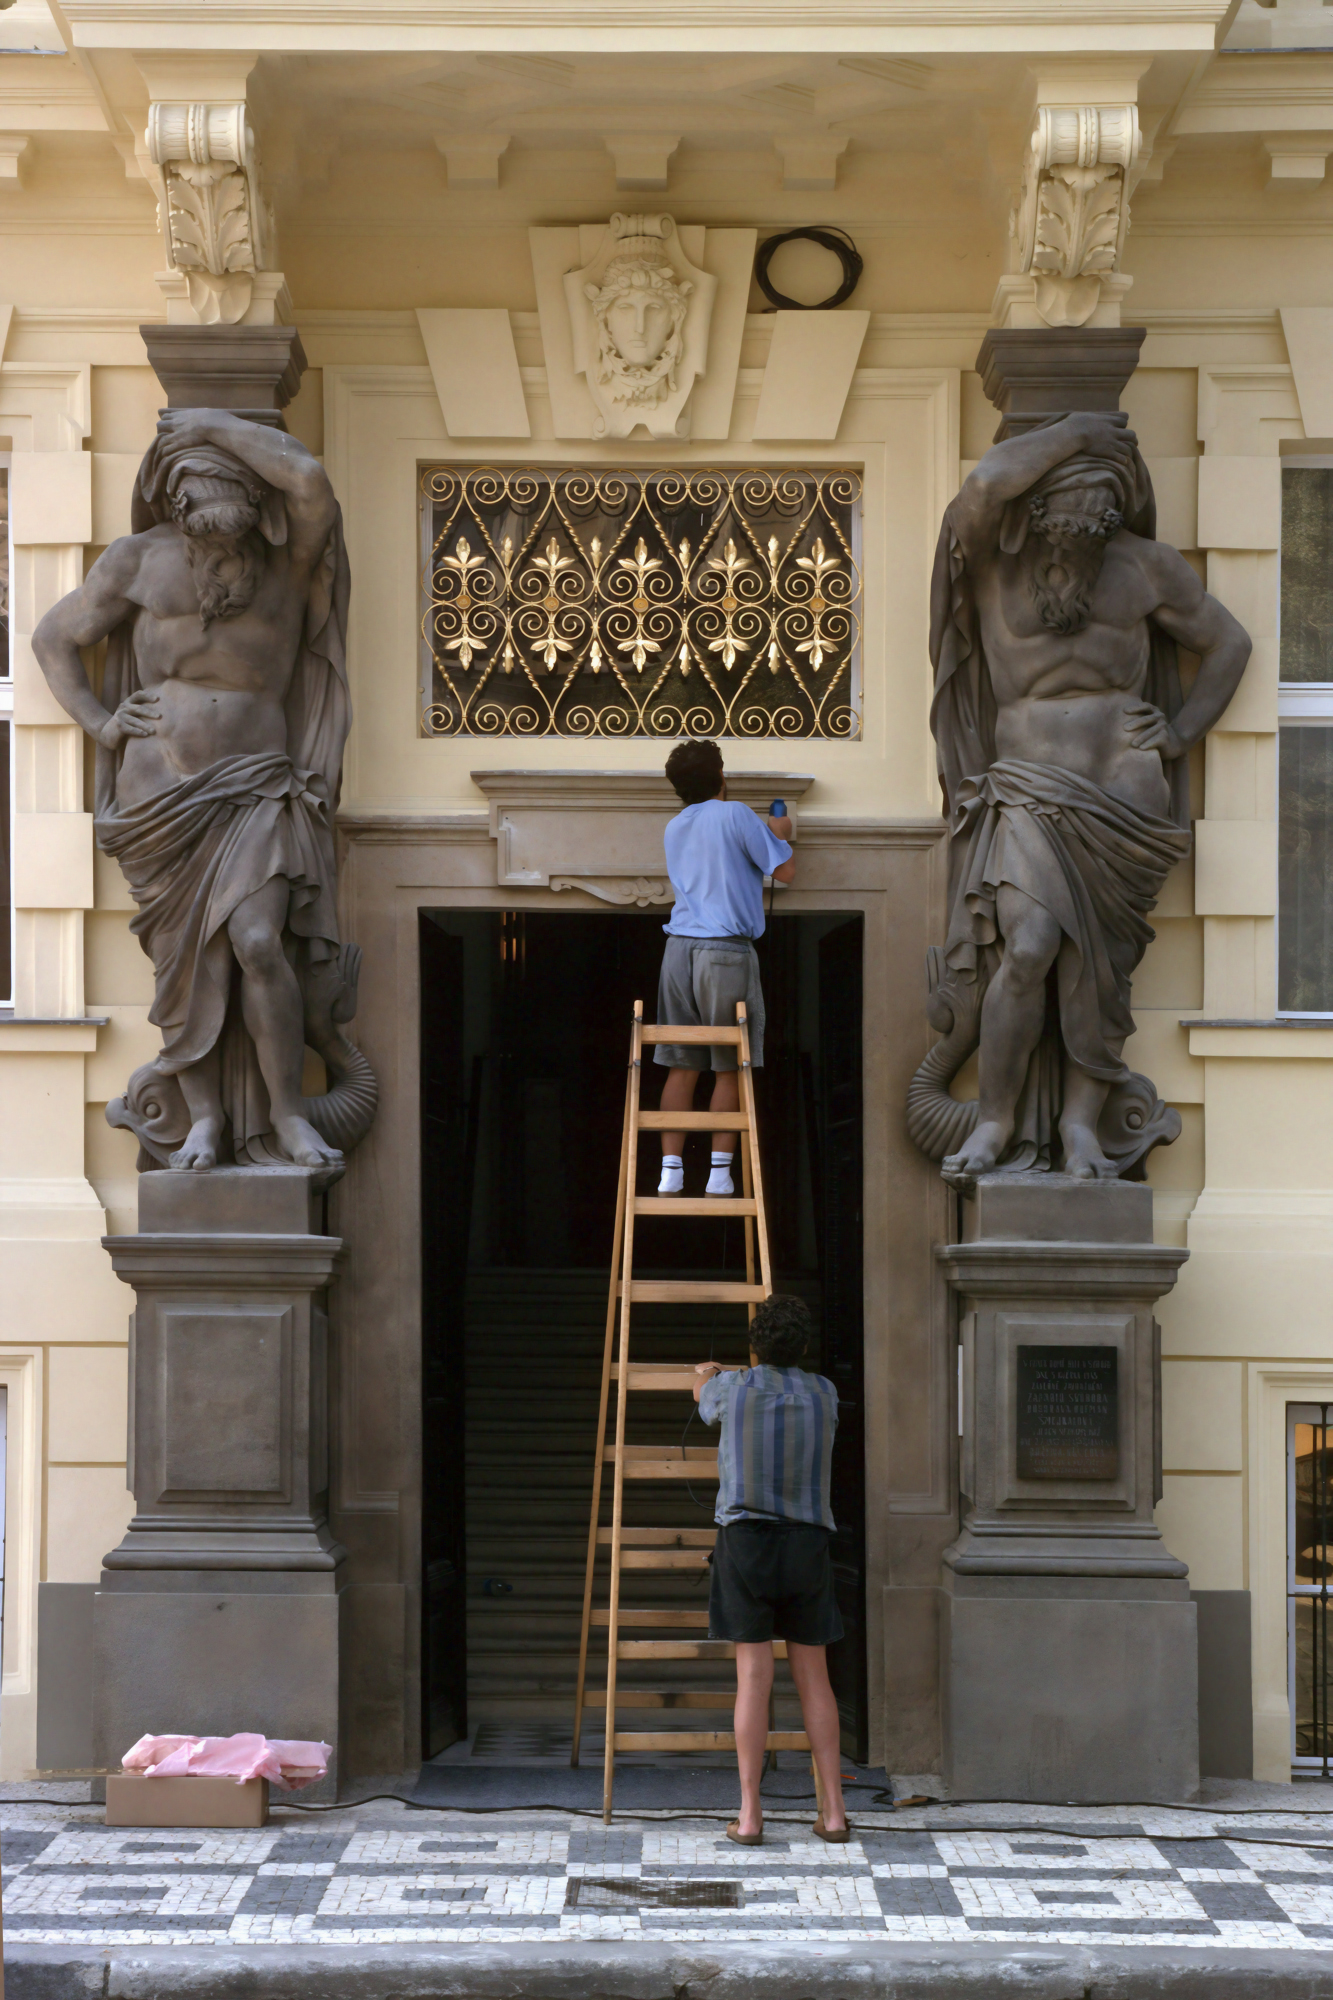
[706,1151,734,1197]
[658,1154,684,1195]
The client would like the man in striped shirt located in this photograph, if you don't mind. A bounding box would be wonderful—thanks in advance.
[694,1294,849,1845]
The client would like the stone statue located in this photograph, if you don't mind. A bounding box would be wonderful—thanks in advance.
[33,408,376,1179]
[907,410,1250,1186]
[564,213,716,440]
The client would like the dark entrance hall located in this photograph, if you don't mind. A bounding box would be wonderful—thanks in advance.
[419,908,866,1766]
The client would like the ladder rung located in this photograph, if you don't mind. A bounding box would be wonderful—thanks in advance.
[616,1639,789,1660]
[612,1731,809,1752]
[637,1111,750,1130]
[597,1528,715,1545]
[639,1025,743,1045]
[611,1363,701,1388]
[633,1196,757,1215]
[620,1280,766,1303]
[592,1609,709,1626]
[582,1690,739,1709]
[616,1550,712,1569]
[606,1447,718,1479]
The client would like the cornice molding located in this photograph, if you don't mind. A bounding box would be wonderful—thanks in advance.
[56,0,1230,55]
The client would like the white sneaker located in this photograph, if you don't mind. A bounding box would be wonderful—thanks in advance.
[658,1163,685,1195]
[705,1165,734,1197]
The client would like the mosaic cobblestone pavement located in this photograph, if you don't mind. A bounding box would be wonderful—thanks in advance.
[10,1803,1333,1948]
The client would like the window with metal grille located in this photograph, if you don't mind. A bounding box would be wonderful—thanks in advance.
[0,458,10,1007]
[1279,461,1333,1014]
[419,465,862,740]
[1288,1403,1333,1774]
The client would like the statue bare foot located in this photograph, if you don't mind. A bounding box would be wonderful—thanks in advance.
[1061,1124,1117,1180]
[272,1112,345,1171]
[942,1119,1011,1182]
[170,1116,223,1172]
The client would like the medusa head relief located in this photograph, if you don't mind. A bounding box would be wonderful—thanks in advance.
[565,214,717,440]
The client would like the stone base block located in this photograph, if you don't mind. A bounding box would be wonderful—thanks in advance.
[942,1588,1199,1802]
[106,1772,269,1828]
[94,1587,342,1802]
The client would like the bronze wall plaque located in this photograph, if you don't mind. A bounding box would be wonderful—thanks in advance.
[1016,1345,1118,1481]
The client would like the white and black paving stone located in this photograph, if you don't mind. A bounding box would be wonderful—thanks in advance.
[12,1788,1333,1995]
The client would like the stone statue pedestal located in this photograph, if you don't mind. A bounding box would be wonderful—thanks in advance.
[937,1177,1198,1803]
[93,1169,345,1798]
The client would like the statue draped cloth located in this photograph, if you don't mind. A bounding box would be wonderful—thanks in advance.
[94,436,353,1167]
[927,437,1192,1173]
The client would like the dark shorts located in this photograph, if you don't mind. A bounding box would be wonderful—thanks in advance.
[708,1519,844,1646]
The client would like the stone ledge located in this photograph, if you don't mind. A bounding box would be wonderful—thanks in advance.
[11,1941,1333,2000]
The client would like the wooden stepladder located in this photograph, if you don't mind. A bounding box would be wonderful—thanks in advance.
[571,999,812,1820]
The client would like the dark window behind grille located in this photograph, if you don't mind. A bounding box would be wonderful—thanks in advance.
[1290,1406,1333,1773]
[0,718,10,1005]
[419,466,861,739]
[1281,468,1333,683]
[1279,726,1333,1012]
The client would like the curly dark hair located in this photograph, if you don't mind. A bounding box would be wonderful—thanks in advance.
[749,1294,814,1368]
[665,737,724,806]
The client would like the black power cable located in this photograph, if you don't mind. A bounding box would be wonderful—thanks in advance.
[755,227,863,312]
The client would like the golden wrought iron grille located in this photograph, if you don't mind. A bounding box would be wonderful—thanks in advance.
[419,466,862,739]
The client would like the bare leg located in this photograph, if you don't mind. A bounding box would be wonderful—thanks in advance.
[659,1065,701,1159]
[227,878,342,1170]
[709,1068,740,1156]
[787,1643,847,1832]
[733,1641,775,1836]
[943,885,1062,1179]
[172,1044,225,1171]
[1060,1055,1116,1179]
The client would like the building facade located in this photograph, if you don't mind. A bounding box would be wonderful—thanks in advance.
[1,0,1331,1788]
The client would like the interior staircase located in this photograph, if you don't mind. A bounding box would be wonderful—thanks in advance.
[463,1267,803,1744]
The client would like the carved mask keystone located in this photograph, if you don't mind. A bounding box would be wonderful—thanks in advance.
[564,213,716,440]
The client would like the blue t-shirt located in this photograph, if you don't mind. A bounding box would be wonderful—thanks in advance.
[698,1365,838,1528]
[662,799,792,941]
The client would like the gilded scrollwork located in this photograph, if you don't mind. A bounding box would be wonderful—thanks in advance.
[419,466,862,740]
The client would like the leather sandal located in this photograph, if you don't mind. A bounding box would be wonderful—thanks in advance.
[726,1819,763,1846]
[813,1815,851,1843]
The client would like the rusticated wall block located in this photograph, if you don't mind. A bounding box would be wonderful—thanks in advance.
[978,326,1146,441]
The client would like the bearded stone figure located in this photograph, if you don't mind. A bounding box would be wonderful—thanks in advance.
[907,410,1250,1187]
[33,409,376,1180]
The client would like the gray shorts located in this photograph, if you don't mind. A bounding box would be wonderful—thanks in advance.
[653,935,765,1071]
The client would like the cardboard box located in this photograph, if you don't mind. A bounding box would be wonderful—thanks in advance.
[106,1772,269,1827]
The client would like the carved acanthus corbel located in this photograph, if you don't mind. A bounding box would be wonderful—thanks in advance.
[1012,105,1140,328]
[146,102,275,326]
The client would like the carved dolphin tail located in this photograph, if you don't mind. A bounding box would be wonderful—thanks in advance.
[300,941,379,1154]
[905,946,982,1162]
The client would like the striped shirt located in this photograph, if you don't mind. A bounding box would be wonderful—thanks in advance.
[697,1365,838,1529]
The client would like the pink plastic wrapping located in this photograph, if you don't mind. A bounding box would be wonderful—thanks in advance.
[122,1732,332,1789]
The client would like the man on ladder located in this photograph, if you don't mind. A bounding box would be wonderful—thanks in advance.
[654,737,793,1197]
[694,1293,851,1846]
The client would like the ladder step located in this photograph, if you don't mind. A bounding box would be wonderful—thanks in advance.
[616,1550,712,1569]
[611,1731,810,1753]
[620,1280,766,1303]
[637,1111,750,1130]
[605,1447,718,1479]
[597,1528,716,1546]
[616,1640,789,1660]
[611,1363,703,1388]
[633,1197,757,1215]
[592,1609,708,1627]
[639,1025,743,1045]
[583,1690,743,1709]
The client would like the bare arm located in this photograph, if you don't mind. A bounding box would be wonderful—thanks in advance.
[1123,543,1252,759]
[31,538,160,749]
[155,408,337,572]
[950,411,1140,559]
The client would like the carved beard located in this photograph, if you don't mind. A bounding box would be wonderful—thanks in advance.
[1027,510,1122,636]
[180,504,264,630]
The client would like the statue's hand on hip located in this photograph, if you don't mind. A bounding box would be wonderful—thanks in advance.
[1123,699,1184,761]
[99,688,161,751]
